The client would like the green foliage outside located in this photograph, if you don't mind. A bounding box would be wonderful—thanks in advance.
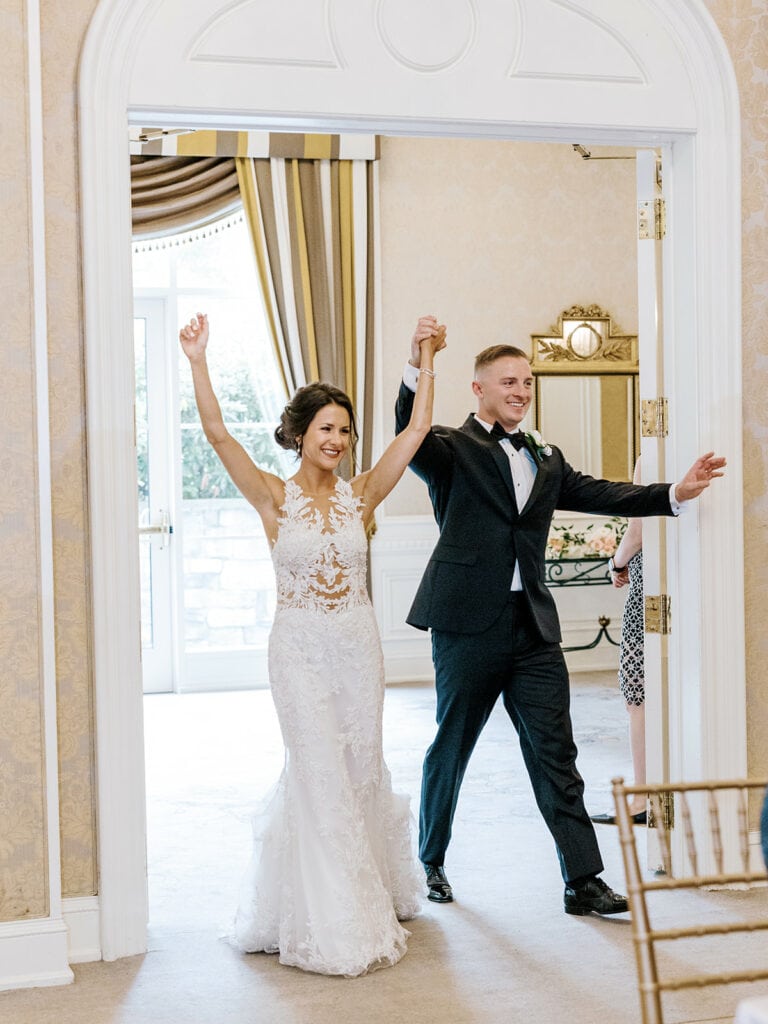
[136,350,290,502]
[180,425,287,499]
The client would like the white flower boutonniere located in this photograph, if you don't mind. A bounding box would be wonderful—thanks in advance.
[524,429,552,463]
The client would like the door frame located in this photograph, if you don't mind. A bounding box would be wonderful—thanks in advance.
[79,0,744,960]
[134,296,179,694]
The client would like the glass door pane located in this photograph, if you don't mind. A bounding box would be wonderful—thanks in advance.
[135,298,175,693]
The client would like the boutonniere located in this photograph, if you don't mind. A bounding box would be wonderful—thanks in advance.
[525,429,552,463]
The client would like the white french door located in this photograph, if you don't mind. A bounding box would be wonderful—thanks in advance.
[134,297,177,693]
[133,215,288,694]
[635,147,674,867]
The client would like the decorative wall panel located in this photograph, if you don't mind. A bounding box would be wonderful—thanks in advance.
[0,0,47,922]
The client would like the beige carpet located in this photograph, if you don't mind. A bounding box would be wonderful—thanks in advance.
[2,674,766,1024]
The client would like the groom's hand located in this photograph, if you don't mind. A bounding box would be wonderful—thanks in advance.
[409,315,444,367]
[674,452,726,502]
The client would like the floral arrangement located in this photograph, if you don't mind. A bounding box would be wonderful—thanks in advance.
[545,516,627,560]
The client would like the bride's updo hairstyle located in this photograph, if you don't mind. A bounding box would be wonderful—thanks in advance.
[274,382,358,458]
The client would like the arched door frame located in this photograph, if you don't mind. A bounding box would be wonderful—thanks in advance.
[79,0,744,960]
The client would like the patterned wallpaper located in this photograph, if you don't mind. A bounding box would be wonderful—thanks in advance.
[41,0,101,899]
[1,0,765,925]
[703,0,768,776]
[1,0,47,921]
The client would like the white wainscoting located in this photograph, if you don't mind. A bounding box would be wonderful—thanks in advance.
[63,897,102,964]
[371,516,624,684]
[0,919,73,991]
[371,515,439,683]
[0,897,101,990]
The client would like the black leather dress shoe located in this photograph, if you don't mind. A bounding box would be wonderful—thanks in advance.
[564,876,629,916]
[589,810,647,826]
[424,863,453,903]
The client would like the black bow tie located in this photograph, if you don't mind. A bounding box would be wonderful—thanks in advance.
[491,423,527,450]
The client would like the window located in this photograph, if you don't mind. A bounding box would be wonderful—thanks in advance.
[133,211,291,691]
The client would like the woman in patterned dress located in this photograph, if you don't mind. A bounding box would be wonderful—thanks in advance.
[590,457,646,825]
[179,312,445,976]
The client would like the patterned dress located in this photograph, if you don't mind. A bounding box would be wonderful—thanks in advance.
[618,550,644,706]
[232,478,421,976]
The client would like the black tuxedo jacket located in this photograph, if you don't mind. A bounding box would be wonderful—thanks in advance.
[395,383,674,641]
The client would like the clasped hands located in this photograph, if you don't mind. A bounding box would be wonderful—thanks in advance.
[410,315,447,365]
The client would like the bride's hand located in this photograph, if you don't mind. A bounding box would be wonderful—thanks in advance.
[179,313,209,361]
[410,314,444,366]
[419,323,447,358]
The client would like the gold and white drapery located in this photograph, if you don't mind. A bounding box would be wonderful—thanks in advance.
[130,156,240,238]
[129,129,379,472]
[236,156,377,475]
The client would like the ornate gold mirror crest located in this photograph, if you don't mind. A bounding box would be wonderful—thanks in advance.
[530,305,639,482]
[531,304,638,373]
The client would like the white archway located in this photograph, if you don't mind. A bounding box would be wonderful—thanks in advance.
[79,0,743,960]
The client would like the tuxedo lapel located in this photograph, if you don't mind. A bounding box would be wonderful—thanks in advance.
[462,415,519,510]
[519,451,548,516]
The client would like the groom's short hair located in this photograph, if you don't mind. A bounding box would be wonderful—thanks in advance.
[474,345,530,377]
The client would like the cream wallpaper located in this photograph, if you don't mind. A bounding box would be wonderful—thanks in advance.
[704,0,768,778]
[41,0,100,898]
[1,0,48,921]
[379,137,639,517]
[1,0,765,927]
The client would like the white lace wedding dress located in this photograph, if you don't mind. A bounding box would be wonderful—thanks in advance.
[232,478,422,976]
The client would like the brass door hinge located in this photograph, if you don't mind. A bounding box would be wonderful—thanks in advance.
[638,197,666,239]
[648,791,675,830]
[641,397,668,437]
[645,594,672,635]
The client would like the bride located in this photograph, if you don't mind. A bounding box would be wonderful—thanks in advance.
[179,312,445,977]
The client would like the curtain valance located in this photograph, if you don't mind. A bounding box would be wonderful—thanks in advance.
[130,129,379,161]
[130,156,240,238]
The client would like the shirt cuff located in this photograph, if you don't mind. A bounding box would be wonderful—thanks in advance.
[669,483,687,516]
[403,361,420,393]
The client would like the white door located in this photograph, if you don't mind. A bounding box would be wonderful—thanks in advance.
[135,297,176,693]
[635,147,672,866]
[133,216,288,694]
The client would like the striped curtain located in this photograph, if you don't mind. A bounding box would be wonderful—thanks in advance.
[130,129,379,473]
[236,156,377,476]
[131,156,240,237]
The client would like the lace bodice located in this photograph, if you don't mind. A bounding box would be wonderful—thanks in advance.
[272,478,368,612]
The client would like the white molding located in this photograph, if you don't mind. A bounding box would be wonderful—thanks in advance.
[371,514,435,683]
[79,1,152,963]
[78,0,744,963]
[62,897,102,964]
[0,899,102,987]
[0,919,72,991]
[10,0,74,994]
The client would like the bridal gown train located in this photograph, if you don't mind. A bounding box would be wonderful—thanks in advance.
[232,478,422,976]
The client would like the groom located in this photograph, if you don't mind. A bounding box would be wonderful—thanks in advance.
[396,315,725,915]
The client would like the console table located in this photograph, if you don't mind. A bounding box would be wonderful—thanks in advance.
[544,557,620,653]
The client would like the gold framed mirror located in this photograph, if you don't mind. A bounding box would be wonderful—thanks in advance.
[530,305,639,482]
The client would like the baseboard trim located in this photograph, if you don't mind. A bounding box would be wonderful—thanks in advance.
[0,916,74,991]
[63,895,101,963]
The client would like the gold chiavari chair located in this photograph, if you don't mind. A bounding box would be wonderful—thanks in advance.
[612,776,768,1024]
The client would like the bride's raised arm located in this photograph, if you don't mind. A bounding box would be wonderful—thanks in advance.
[179,313,285,520]
[353,315,445,516]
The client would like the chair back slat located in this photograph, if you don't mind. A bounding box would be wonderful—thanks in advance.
[611,776,768,1024]
[679,792,697,875]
